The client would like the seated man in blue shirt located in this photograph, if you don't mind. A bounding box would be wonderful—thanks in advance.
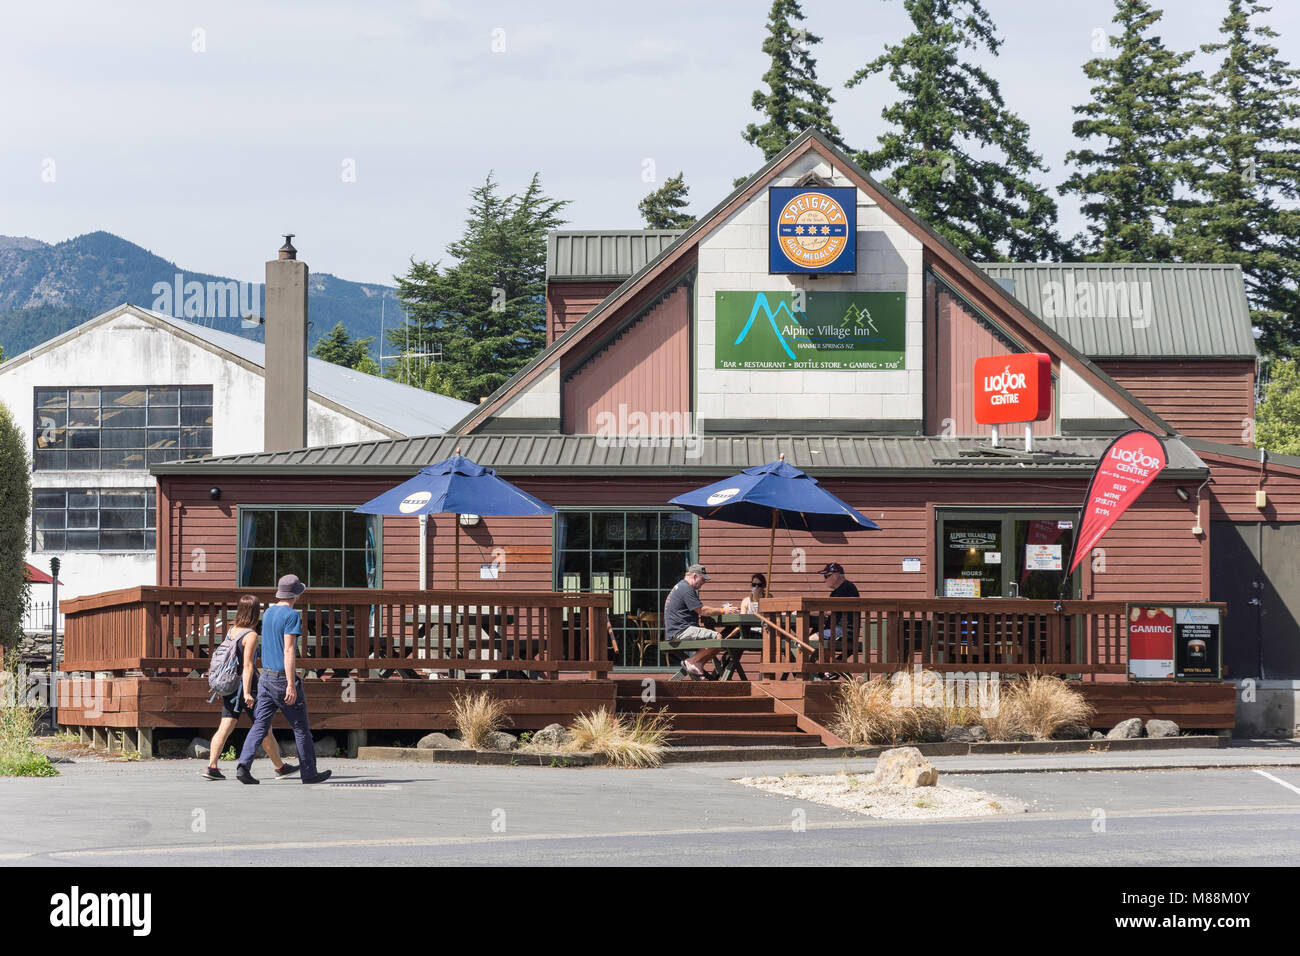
[663,564,736,680]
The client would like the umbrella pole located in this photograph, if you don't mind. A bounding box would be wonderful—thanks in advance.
[419,515,428,590]
[455,516,461,590]
[766,511,777,589]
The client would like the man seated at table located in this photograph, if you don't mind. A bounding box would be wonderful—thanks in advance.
[664,564,736,680]
[807,562,860,673]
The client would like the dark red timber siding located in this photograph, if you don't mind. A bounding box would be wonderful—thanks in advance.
[1201,450,1300,523]
[1097,360,1256,445]
[546,281,619,345]
[157,474,1207,604]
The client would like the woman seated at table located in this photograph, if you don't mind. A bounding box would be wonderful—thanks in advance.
[740,573,767,613]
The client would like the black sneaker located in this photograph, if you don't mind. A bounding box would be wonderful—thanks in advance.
[235,765,260,785]
[202,766,225,781]
[302,769,333,785]
[274,763,300,779]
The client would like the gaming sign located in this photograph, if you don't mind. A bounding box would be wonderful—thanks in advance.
[769,186,857,274]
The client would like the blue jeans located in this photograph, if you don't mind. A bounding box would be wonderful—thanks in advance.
[237,671,317,779]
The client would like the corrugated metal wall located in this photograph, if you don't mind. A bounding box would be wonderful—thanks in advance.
[562,286,690,434]
[931,288,1054,438]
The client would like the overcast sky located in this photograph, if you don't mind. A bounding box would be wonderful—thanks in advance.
[3,0,1297,285]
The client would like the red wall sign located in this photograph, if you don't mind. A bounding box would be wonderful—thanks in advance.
[1067,430,1169,575]
[972,353,1052,425]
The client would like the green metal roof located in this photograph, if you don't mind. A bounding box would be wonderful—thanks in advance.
[152,433,1208,479]
[960,263,1253,360]
[547,230,685,282]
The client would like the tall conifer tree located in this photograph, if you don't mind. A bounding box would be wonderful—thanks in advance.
[391,173,568,402]
[1170,0,1300,357]
[848,0,1065,261]
[1061,0,1198,261]
[741,0,848,176]
[639,173,696,229]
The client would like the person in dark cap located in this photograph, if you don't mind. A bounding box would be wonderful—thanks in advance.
[235,574,332,785]
[663,564,736,679]
[808,562,860,678]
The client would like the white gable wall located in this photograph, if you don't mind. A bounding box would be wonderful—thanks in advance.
[0,308,392,601]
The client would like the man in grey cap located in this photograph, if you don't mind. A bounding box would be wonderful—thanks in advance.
[235,573,331,784]
[663,564,736,679]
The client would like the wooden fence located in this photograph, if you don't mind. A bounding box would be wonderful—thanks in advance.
[60,587,613,679]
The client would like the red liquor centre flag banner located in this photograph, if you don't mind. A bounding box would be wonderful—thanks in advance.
[1066,429,1169,576]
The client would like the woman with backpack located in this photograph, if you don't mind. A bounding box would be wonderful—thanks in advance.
[203,595,297,781]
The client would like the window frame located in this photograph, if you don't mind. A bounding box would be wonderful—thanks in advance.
[235,504,384,590]
[31,486,157,553]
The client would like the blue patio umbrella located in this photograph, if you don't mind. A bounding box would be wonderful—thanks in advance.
[355,451,554,588]
[668,456,879,583]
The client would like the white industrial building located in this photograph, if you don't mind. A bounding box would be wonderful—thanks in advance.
[1,302,472,602]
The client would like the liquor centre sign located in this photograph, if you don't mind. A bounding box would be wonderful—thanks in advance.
[973,352,1051,425]
[715,290,905,370]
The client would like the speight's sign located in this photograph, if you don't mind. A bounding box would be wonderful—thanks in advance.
[769,186,857,274]
[973,353,1051,425]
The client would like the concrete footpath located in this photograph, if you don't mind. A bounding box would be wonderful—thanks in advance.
[1,741,1297,866]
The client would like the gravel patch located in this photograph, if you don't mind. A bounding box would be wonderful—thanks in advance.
[736,771,1030,820]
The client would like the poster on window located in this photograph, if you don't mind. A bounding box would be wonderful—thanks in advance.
[944,578,980,598]
[1025,544,1062,571]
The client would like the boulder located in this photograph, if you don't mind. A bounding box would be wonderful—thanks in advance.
[480,731,517,752]
[156,737,189,758]
[943,726,975,743]
[416,732,465,751]
[1107,718,1144,740]
[1054,724,1090,740]
[186,737,211,759]
[1091,731,1105,740]
[313,736,338,758]
[531,724,574,750]
[1145,719,1180,739]
[967,725,989,742]
[1009,732,1035,742]
[870,746,938,788]
[276,737,297,759]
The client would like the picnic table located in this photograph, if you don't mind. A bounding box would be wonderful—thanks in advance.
[667,613,764,681]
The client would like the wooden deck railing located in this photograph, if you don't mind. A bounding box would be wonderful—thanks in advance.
[59,587,613,679]
[751,598,1219,679]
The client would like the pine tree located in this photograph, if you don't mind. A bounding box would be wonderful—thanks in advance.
[740,0,848,178]
[391,173,568,402]
[0,400,31,657]
[1254,358,1300,453]
[1170,0,1300,356]
[848,0,1065,261]
[639,173,695,229]
[1061,0,1199,261]
[311,321,376,372]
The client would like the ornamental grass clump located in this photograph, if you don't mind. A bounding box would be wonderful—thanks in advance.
[449,690,509,751]
[999,674,1094,740]
[831,670,982,745]
[568,707,672,768]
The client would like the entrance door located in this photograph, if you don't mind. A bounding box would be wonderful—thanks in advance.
[936,510,1079,599]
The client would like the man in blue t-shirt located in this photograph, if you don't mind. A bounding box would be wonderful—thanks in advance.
[236,574,332,785]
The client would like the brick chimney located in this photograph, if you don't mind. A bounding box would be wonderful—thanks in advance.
[263,234,309,451]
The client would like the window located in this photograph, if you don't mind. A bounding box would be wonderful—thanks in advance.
[33,386,213,470]
[238,509,381,589]
[935,508,1079,599]
[32,488,156,552]
[555,510,695,668]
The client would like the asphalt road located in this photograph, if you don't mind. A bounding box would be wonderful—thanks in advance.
[2,747,1298,866]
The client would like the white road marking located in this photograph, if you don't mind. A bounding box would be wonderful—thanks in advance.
[1253,769,1300,797]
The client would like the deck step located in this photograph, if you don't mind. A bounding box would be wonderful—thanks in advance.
[664,730,823,747]
[662,712,800,732]
[613,679,754,697]
[616,695,773,713]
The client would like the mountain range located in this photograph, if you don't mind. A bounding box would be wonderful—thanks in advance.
[0,232,403,360]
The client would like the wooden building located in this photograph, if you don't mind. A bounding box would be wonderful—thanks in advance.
[60,129,1288,746]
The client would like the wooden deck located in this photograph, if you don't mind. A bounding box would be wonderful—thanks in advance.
[52,588,1237,740]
